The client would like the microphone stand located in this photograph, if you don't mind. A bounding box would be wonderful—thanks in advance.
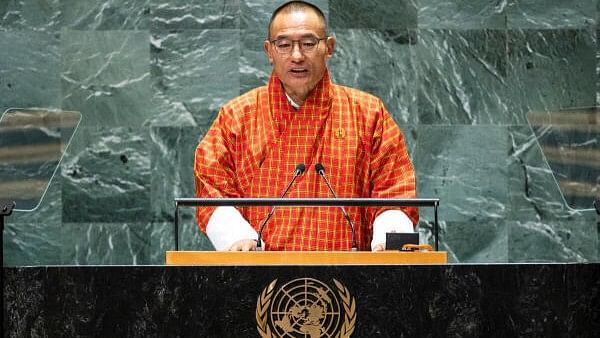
[256,165,305,251]
[316,165,358,251]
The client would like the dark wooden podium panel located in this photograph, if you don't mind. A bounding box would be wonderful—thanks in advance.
[166,250,448,265]
[4,264,599,337]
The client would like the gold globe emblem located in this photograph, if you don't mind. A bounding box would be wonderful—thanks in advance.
[256,278,356,338]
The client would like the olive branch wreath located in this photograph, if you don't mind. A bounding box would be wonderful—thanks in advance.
[333,278,356,338]
[256,278,356,338]
[256,279,277,338]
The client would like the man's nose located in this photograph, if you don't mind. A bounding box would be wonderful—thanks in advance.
[290,42,304,60]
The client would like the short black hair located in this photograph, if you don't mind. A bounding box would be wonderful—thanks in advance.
[268,1,327,39]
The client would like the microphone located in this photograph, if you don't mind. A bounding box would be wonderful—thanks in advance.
[256,163,305,251]
[315,163,358,251]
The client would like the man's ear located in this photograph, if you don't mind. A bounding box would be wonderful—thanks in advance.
[325,36,336,60]
[264,40,274,64]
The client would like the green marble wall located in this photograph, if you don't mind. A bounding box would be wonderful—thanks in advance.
[1,0,598,265]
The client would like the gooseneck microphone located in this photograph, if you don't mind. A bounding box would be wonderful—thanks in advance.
[315,163,358,251]
[256,163,306,251]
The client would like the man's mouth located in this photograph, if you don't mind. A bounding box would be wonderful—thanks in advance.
[290,68,308,74]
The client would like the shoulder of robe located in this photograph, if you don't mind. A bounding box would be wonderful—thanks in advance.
[219,86,267,119]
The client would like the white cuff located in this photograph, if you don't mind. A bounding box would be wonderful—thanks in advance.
[371,210,415,251]
[206,206,258,251]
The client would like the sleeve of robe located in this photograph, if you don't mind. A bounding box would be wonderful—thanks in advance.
[194,107,243,232]
[366,100,419,228]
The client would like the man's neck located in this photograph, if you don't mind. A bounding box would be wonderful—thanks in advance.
[284,91,307,107]
[285,93,301,110]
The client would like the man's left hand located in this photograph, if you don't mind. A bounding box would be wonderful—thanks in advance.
[228,239,258,251]
[372,243,385,252]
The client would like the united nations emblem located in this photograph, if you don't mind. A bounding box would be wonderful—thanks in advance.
[256,278,356,338]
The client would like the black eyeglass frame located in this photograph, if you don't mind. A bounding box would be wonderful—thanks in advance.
[268,37,328,54]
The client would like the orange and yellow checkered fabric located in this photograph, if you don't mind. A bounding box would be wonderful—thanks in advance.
[195,69,417,250]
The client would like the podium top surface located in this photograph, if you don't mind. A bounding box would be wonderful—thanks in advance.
[165,251,447,266]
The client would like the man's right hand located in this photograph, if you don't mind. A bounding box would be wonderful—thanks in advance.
[227,239,258,251]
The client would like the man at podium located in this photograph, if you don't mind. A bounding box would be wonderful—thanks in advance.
[194,1,418,251]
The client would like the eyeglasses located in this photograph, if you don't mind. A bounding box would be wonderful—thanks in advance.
[269,37,327,54]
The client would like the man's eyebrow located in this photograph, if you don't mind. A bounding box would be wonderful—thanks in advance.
[273,33,320,40]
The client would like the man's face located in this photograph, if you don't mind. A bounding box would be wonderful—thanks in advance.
[264,10,335,101]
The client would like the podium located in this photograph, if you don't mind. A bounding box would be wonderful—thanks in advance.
[166,250,448,265]
[5,262,599,336]
[5,194,598,336]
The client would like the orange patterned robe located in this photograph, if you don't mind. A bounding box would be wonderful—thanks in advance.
[195,69,417,250]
